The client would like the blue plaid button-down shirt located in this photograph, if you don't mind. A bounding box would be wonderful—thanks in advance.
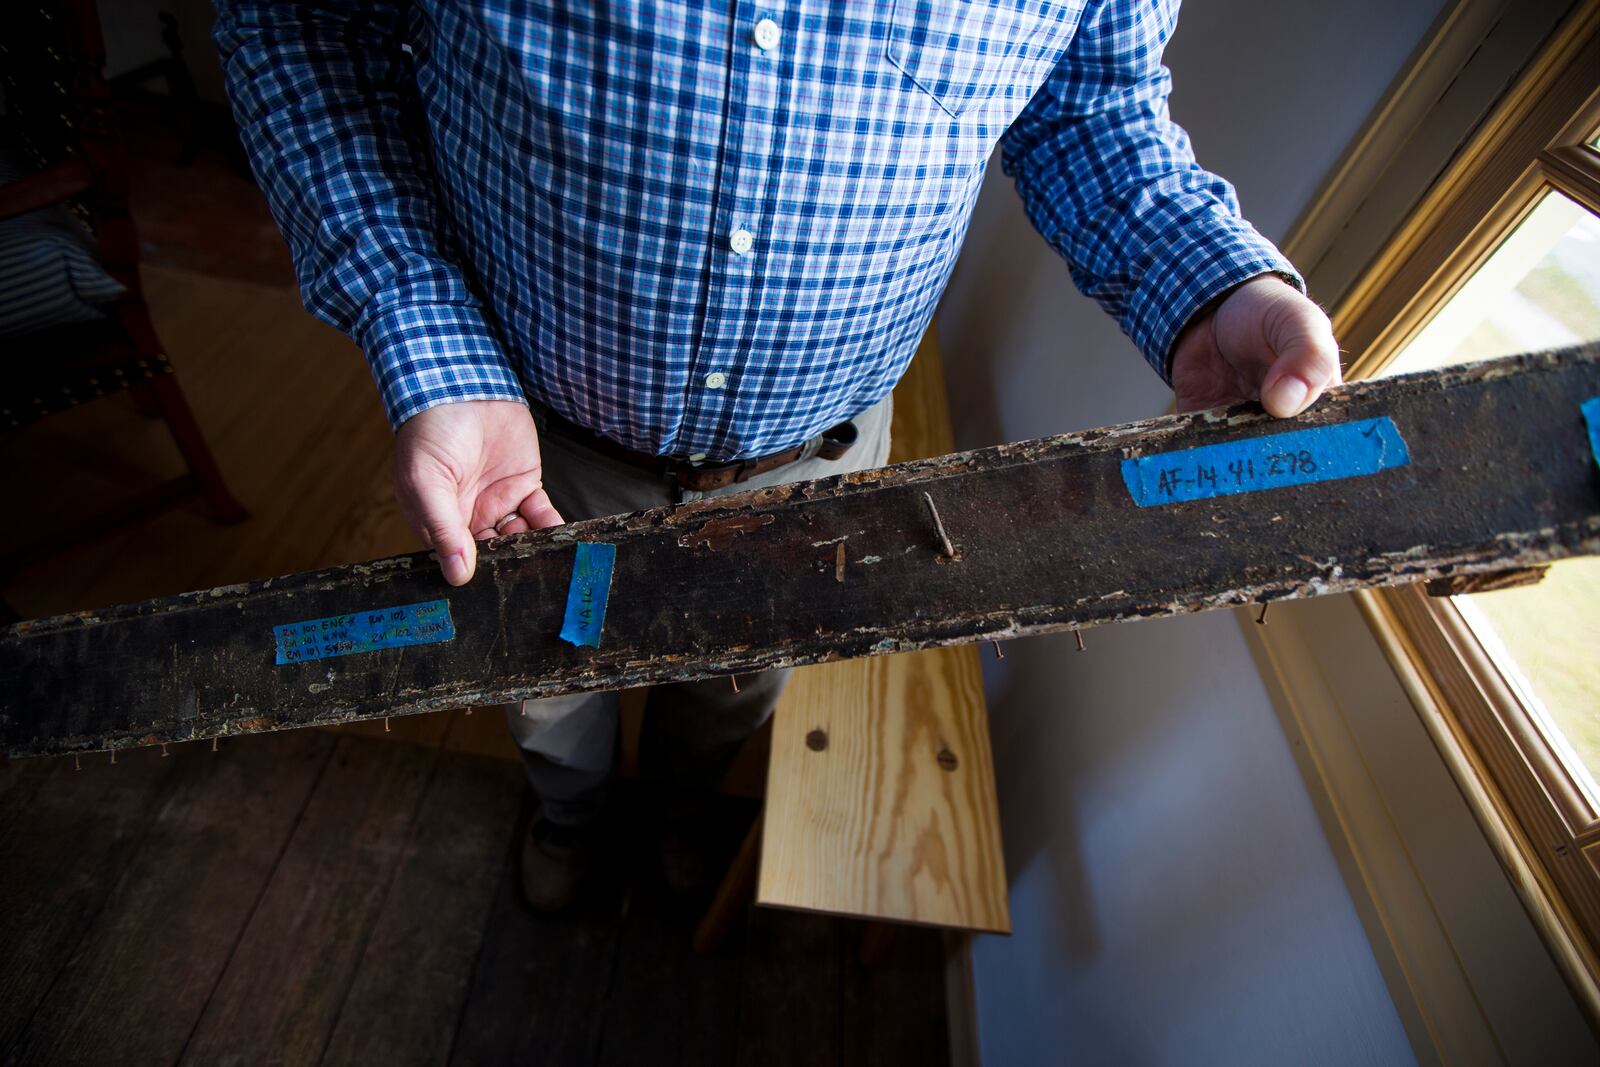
[216,0,1299,459]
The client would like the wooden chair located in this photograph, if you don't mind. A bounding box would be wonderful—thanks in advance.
[0,0,245,577]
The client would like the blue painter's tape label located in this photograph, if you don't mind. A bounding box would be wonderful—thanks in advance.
[1121,416,1411,507]
[560,542,616,648]
[274,599,454,665]
[1582,397,1600,469]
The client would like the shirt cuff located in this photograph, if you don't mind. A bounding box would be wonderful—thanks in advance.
[356,301,528,429]
[1122,216,1305,385]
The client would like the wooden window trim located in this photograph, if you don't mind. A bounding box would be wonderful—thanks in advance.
[1326,0,1600,1023]
[1332,3,1600,374]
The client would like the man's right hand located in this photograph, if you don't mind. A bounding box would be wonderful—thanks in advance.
[393,399,565,586]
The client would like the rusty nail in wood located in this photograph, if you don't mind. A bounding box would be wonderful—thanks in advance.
[384,717,391,733]
[805,728,828,752]
[936,745,959,772]
[922,491,958,559]
[730,674,741,694]
[835,541,846,583]
[1256,602,1269,625]
[1074,630,1086,652]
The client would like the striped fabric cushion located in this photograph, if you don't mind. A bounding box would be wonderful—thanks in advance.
[0,147,126,341]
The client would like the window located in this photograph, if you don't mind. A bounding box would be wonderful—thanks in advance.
[1381,189,1600,805]
[1332,0,1600,1005]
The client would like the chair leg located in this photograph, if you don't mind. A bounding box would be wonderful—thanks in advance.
[693,809,762,955]
[144,373,248,523]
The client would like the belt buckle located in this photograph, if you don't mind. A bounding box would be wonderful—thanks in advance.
[675,454,742,490]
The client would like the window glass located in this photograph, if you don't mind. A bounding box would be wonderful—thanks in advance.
[1384,191,1600,806]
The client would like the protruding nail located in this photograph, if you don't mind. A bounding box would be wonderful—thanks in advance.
[109,748,117,765]
[384,717,391,732]
[1256,602,1270,625]
[731,674,741,694]
[212,736,220,753]
[74,753,81,771]
[160,743,169,758]
[992,641,1005,660]
[1074,630,1086,652]
[806,728,828,752]
[922,491,959,560]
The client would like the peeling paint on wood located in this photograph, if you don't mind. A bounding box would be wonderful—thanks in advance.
[4,345,1599,758]
[677,513,776,551]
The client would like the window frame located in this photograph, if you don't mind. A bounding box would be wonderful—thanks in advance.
[1326,0,1600,1019]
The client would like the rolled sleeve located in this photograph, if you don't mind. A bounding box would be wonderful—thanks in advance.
[1125,214,1303,381]
[1002,0,1304,383]
[216,0,524,430]
[356,300,528,428]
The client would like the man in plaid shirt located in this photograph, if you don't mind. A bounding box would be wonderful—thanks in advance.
[216,0,1339,908]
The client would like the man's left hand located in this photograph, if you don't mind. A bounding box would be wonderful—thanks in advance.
[1170,275,1341,417]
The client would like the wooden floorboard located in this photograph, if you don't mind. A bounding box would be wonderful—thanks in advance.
[3,731,335,1066]
[179,736,442,1066]
[1,263,393,618]
[733,907,843,1067]
[840,927,953,1067]
[0,753,184,1058]
[591,804,752,1067]
[447,800,628,1067]
[1,255,957,1066]
[318,753,524,1065]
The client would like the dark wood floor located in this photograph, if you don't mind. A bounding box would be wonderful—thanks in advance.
[0,734,950,1067]
[1,93,952,1067]
[0,85,947,1067]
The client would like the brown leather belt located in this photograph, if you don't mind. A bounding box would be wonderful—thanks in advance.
[537,406,858,491]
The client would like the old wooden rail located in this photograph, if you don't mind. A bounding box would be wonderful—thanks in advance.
[4,346,1599,758]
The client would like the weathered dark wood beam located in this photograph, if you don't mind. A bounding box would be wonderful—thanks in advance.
[5,346,1599,758]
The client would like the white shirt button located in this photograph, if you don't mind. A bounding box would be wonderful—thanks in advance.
[729,228,754,255]
[753,18,781,51]
[704,372,728,389]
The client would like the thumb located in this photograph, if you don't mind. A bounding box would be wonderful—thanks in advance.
[1258,293,1340,418]
[402,468,477,586]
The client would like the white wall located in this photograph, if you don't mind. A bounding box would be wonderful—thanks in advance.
[937,2,1449,1063]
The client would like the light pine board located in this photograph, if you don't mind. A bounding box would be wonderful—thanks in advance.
[758,333,1011,933]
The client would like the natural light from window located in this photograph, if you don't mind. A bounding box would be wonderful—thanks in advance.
[1384,189,1600,807]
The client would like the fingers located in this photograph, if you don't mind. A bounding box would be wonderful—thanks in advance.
[473,512,525,540]
[401,467,476,585]
[1258,290,1341,418]
[518,487,565,530]
[469,478,566,542]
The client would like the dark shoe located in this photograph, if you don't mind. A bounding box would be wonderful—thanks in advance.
[521,815,597,912]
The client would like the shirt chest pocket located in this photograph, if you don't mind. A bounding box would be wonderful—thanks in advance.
[886,0,1082,119]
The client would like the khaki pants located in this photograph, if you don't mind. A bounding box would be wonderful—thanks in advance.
[506,396,893,825]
